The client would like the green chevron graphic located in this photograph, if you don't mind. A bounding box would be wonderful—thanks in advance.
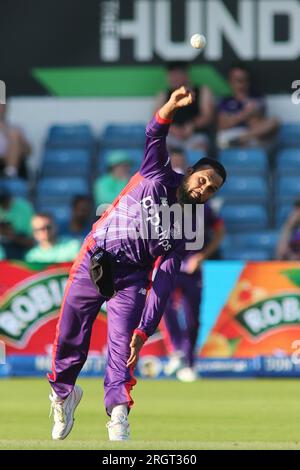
[32,65,231,97]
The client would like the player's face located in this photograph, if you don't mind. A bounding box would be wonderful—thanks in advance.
[178,167,223,205]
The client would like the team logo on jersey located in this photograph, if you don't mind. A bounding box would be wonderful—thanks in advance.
[140,195,172,251]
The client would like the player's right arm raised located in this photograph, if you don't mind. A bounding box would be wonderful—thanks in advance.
[140,86,194,178]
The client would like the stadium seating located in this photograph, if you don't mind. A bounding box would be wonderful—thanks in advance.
[278,123,300,147]
[36,177,89,206]
[41,149,92,178]
[276,204,293,227]
[97,148,143,174]
[222,230,279,260]
[46,123,94,149]
[220,204,268,232]
[101,123,146,148]
[278,177,300,204]
[219,175,268,203]
[186,150,205,166]
[276,148,300,175]
[0,178,29,198]
[219,148,268,176]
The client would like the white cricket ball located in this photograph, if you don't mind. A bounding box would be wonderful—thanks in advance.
[190,33,206,50]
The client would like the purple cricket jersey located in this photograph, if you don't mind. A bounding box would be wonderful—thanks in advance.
[89,114,201,337]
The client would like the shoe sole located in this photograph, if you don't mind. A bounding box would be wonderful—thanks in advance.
[52,386,83,440]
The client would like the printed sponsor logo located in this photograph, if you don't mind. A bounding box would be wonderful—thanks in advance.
[236,294,300,338]
[0,269,68,346]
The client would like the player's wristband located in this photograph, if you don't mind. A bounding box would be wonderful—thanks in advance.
[155,112,172,125]
[133,329,148,343]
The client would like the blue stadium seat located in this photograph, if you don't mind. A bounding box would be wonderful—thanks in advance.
[98,148,143,174]
[186,150,205,166]
[46,124,93,149]
[42,149,91,177]
[219,176,268,203]
[278,123,300,147]
[101,124,146,148]
[36,177,89,206]
[278,177,300,203]
[0,178,29,198]
[223,231,279,259]
[219,148,268,175]
[221,204,268,232]
[277,148,300,175]
[222,247,270,261]
[276,204,293,227]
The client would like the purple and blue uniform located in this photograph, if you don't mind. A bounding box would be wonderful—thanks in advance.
[48,114,200,415]
[163,205,224,367]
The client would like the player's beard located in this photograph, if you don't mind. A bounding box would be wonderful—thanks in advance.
[177,174,202,206]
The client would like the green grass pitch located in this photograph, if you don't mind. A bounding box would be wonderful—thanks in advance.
[1,377,300,450]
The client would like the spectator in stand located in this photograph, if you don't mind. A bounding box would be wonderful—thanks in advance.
[0,104,31,178]
[93,150,133,208]
[64,195,94,242]
[277,200,300,260]
[25,213,80,263]
[217,62,279,149]
[0,188,34,259]
[154,62,215,151]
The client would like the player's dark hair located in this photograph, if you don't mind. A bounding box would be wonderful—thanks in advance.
[167,61,189,72]
[192,157,227,185]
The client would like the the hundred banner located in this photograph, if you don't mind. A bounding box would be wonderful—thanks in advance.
[2,0,299,97]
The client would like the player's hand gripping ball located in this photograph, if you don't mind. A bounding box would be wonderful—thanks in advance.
[190,33,206,50]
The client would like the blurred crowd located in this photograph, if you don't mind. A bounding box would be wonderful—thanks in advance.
[1,62,299,263]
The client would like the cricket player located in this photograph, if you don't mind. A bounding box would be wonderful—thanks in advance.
[163,203,225,382]
[48,86,227,441]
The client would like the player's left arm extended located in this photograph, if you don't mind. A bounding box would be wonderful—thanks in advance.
[127,249,183,368]
[140,86,194,178]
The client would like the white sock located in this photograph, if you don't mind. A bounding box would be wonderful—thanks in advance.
[111,404,128,420]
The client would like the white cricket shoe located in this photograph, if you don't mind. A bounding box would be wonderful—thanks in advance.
[164,352,184,376]
[176,367,198,383]
[49,385,83,440]
[107,405,130,441]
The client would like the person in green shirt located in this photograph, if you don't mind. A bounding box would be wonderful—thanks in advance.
[93,151,133,208]
[25,213,80,263]
[0,188,34,259]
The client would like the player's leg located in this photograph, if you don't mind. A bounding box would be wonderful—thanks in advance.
[163,286,185,376]
[48,244,104,439]
[104,280,148,440]
[177,271,202,382]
